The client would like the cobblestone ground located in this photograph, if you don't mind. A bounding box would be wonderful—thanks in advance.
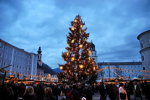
[92,92,148,100]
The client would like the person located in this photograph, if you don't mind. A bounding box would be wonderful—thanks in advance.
[125,81,133,100]
[72,85,80,100]
[65,85,73,100]
[113,83,119,100]
[133,81,143,100]
[2,84,15,100]
[82,84,93,100]
[108,84,116,100]
[36,84,45,100]
[99,82,106,100]
[18,83,26,100]
[23,86,36,100]
[58,90,66,100]
[44,87,56,100]
[119,83,128,100]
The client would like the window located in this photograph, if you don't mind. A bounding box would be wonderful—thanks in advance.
[141,56,144,61]
[140,43,143,48]
[0,42,2,48]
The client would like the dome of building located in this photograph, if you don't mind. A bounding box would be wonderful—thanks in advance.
[37,47,42,54]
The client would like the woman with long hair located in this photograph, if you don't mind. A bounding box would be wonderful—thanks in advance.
[44,87,56,100]
[23,86,36,100]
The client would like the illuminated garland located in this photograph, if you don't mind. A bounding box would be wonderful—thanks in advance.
[97,66,150,73]
[3,70,54,80]
[97,66,150,78]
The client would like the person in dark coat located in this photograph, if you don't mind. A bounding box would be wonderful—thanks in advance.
[84,84,93,100]
[36,84,45,100]
[143,81,150,100]
[133,82,142,100]
[126,81,134,100]
[23,86,36,100]
[72,85,80,100]
[108,84,116,100]
[113,84,119,100]
[65,85,73,100]
[99,82,106,100]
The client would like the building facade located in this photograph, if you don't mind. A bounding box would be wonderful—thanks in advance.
[0,39,37,79]
[98,62,143,81]
[90,41,97,63]
[0,39,56,81]
[137,30,150,79]
[37,47,44,79]
[36,47,57,81]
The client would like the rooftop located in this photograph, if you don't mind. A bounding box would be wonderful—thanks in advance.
[137,30,150,40]
[98,62,142,65]
[0,39,36,55]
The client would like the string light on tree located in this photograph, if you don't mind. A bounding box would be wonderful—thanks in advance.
[79,65,84,69]
[71,40,75,43]
[93,67,96,71]
[88,50,92,55]
[60,66,63,70]
[79,44,83,48]
[71,27,75,31]
[80,25,83,28]
[74,19,77,22]
[71,57,75,61]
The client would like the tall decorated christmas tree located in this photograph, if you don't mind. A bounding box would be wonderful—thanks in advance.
[59,15,98,84]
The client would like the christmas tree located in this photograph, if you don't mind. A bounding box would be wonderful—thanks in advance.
[59,15,98,83]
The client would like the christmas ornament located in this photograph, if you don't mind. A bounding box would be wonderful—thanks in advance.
[60,66,63,70]
[79,44,83,48]
[79,65,84,69]
[80,25,83,28]
[74,19,77,22]
[71,57,75,61]
[71,40,75,43]
[71,27,75,31]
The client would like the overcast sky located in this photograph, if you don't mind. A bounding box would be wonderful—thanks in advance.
[0,0,150,68]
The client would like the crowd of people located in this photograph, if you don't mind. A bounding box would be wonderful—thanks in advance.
[98,81,150,100]
[0,81,150,100]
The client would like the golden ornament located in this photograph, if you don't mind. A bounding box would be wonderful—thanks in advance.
[71,27,75,31]
[79,65,84,69]
[79,44,83,48]
[88,57,91,61]
[88,50,92,55]
[74,19,77,22]
[71,40,75,43]
[60,66,63,70]
[71,57,75,61]
[93,67,96,71]
[66,52,69,56]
